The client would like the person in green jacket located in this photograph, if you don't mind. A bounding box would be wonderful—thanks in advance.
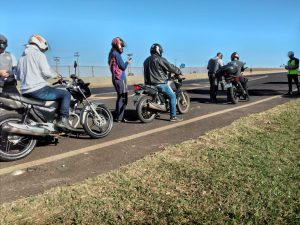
[285,51,299,95]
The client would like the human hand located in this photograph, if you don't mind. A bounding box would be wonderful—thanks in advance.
[0,70,9,77]
[127,58,132,64]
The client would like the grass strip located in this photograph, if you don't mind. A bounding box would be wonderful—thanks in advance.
[1,99,300,225]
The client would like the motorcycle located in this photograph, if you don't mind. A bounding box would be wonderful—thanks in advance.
[133,74,190,123]
[0,74,113,161]
[216,64,250,104]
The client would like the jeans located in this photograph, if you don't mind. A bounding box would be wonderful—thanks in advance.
[25,86,71,118]
[157,83,176,117]
[112,79,127,121]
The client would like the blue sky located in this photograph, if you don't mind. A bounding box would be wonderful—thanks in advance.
[1,0,299,67]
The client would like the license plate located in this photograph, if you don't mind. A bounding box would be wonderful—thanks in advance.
[224,83,232,89]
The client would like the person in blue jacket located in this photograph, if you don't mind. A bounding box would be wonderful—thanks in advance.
[108,37,131,122]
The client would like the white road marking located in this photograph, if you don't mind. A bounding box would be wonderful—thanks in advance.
[0,93,281,176]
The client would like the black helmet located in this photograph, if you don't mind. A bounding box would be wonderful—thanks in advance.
[0,34,8,50]
[150,43,163,56]
[231,52,239,61]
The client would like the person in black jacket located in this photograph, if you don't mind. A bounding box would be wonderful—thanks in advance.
[227,52,248,92]
[207,52,224,103]
[144,43,183,122]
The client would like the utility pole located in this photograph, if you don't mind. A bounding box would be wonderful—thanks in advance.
[53,57,60,74]
[127,53,133,76]
[74,52,80,76]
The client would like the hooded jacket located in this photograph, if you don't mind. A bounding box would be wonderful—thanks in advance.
[17,45,57,94]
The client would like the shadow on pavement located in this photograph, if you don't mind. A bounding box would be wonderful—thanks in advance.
[248,89,285,96]
[263,82,289,85]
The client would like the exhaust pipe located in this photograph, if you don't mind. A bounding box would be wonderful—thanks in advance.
[148,102,166,111]
[2,123,51,136]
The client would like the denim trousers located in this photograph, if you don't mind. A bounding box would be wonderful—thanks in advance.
[157,83,176,117]
[25,86,71,118]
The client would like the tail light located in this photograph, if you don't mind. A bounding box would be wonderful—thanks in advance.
[134,84,141,91]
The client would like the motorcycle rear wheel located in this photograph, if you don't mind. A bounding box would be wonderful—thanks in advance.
[0,113,37,161]
[136,96,156,123]
[227,86,239,104]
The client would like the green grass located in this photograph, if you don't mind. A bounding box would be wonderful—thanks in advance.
[1,99,300,225]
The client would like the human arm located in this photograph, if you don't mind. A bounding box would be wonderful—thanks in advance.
[288,58,299,70]
[159,57,182,75]
[39,53,58,79]
[114,51,130,71]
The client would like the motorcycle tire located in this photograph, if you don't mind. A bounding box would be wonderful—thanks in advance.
[136,96,156,123]
[0,113,37,161]
[83,105,113,139]
[177,91,190,114]
[227,86,239,104]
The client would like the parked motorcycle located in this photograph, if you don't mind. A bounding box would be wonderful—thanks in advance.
[216,65,250,104]
[133,74,190,123]
[0,74,113,161]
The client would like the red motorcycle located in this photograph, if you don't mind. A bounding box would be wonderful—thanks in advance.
[217,65,249,104]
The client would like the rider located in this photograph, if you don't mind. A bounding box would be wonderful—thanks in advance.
[227,52,248,92]
[144,43,183,122]
[0,34,18,93]
[285,51,299,95]
[17,34,74,131]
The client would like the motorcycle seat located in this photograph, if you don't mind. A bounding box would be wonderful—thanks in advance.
[4,93,58,107]
[144,85,159,91]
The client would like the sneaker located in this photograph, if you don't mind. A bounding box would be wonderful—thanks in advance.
[170,116,183,122]
[285,92,292,95]
[56,117,78,131]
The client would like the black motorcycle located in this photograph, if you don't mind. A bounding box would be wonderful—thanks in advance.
[133,74,190,123]
[217,65,250,104]
[0,74,113,161]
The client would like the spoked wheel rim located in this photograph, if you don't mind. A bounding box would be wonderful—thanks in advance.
[177,92,190,114]
[141,99,155,119]
[85,107,112,136]
[0,117,36,160]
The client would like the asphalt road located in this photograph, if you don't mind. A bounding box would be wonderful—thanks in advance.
[0,73,298,203]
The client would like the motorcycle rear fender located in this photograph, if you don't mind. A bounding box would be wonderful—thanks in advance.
[80,101,106,125]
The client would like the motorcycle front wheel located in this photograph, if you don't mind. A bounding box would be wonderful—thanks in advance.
[177,91,190,114]
[0,113,37,161]
[136,96,156,123]
[83,105,113,139]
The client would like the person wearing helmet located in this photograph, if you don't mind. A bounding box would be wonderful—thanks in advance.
[227,52,248,92]
[17,34,74,131]
[0,34,18,93]
[143,43,183,122]
[207,52,224,103]
[285,51,299,95]
[108,37,131,122]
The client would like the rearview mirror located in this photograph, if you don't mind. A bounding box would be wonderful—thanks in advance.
[180,63,185,69]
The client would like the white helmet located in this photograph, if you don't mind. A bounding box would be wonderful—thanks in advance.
[28,35,49,51]
[287,51,294,57]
